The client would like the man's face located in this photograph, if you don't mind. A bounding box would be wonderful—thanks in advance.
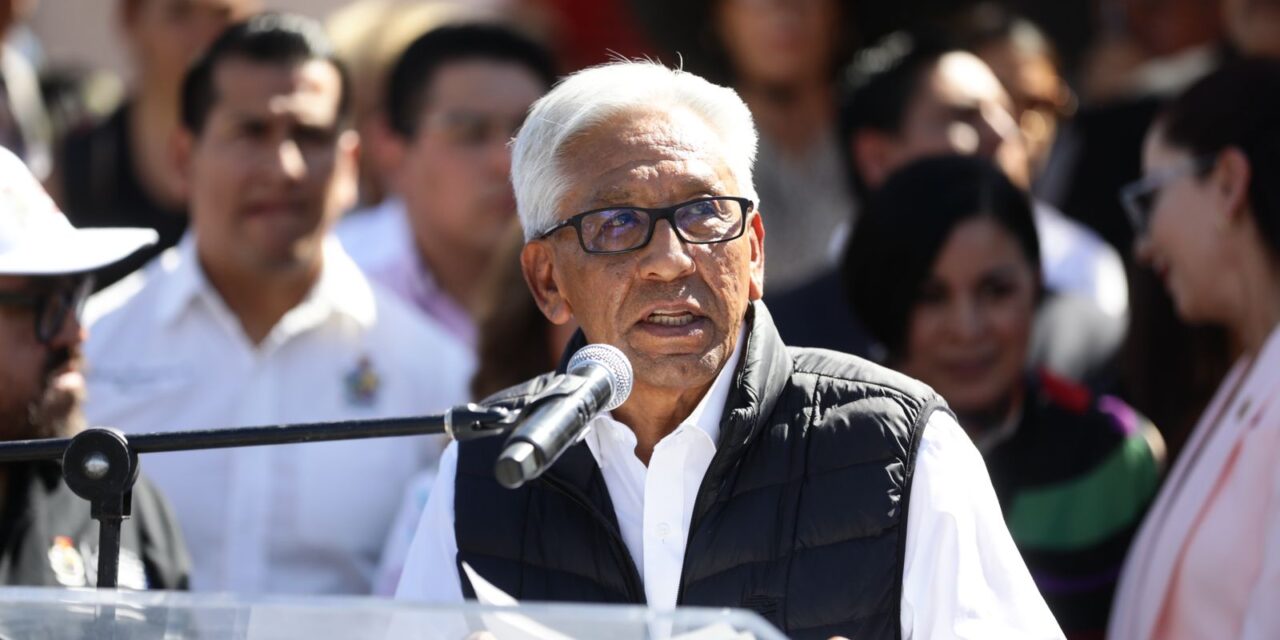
[123,0,258,90]
[0,275,88,441]
[181,58,358,276]
[862,52,1029,189]
[394,60,547,258]
[521,108,765,394]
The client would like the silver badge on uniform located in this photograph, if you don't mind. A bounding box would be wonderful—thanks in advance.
[48,536,86,587]
[80,541,149,590]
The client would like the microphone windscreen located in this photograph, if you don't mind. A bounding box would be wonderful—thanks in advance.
[566,344,633,411]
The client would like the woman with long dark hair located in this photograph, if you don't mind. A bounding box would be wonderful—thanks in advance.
[845,155,1164,637]
[1109,59,1280,640]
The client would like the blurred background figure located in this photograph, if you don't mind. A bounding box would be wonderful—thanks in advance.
[845,155,1163,638]
[337,21,555,351]
[840,32,1125,323]
[1048,0,1268,458]
[772,31,1128,390]
[951,2,1076,192]
[470,223,578,400]
[82,14,470,595]
[0,146,188,590]
[325,0,511,210]
[52,0,258,289]
[0,0,51,181]
[371,222,576,595]
[1111,59,1280,640]
[705,0,857,293]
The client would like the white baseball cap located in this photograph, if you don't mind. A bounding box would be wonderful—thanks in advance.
[0,146,158,276]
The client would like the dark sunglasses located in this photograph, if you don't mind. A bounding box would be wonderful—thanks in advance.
[0,275,94,345]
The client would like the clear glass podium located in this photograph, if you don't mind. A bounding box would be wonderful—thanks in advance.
[0,587,787,639]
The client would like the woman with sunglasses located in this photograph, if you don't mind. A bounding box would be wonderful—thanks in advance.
[844,154,1164,638]
[1109,59,1280,640]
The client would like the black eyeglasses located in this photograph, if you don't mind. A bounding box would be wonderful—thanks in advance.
[0,275,94,345]
[1120,154,1216,238]
[537,196,754,255]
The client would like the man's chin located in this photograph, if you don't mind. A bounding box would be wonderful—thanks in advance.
[629,349,724,391]
[28,389,86,440]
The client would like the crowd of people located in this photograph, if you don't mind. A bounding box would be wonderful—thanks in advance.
[0,1,1277,639]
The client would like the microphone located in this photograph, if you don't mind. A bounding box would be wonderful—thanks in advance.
[495,344,633,489]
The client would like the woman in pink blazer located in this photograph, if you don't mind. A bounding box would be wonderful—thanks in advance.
[1109,59,1280,640]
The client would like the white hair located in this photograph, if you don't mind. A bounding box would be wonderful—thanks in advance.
[511,60,760,240]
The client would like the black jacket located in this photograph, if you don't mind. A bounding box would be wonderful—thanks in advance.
[454,302,948,639]
[0,461,189,589]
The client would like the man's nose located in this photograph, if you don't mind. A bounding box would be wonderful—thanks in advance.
[638,220,696,281]
[268,139,307,182]
[1133,234,1153,265]
[49,306,86,350]
[947,298,987,340]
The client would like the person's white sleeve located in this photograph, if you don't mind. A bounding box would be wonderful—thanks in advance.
[394,441,465,603]
[1240,459,1280,640]
[372,468,437,596]
[900,411,1065,640]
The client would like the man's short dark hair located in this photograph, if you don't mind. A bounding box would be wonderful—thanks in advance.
[843,155,1041,359]
[180,12,352,134]
[385,23,556,140]
[836,31,951,203]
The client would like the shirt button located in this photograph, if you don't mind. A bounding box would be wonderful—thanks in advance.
[656,522,671,538]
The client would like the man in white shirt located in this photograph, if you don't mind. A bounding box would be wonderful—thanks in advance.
[396,61,1064,639]
[337,23,555,350]
[83,14,471,595]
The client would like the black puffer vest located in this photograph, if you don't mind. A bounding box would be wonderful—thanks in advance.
[455,303,947,639]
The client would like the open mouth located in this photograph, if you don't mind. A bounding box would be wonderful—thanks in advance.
[644,311,697,326]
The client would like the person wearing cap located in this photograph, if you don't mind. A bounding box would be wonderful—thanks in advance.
[81,14,471,595]
[0,146,189,589]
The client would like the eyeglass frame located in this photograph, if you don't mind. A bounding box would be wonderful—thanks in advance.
[0,274,95,345]
[536,196,755,255]
[1120,154,1217,238]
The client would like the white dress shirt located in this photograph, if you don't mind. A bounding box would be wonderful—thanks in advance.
[396,340,1063,639]
[1033,201,1129,319]
[83,235,474,595]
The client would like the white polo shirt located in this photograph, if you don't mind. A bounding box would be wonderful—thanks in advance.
[83,235,473,595]
[397,337,1065,639]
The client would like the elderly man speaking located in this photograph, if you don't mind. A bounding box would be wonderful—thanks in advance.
[396,62,1063,639]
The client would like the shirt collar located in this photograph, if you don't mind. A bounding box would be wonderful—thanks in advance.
[155,232,377,332]
[585,324,747,465]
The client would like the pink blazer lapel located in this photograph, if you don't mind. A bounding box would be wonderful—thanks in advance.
[1127,327,1280,639]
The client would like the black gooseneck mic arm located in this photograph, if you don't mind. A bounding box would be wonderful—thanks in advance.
[0,404,516,588]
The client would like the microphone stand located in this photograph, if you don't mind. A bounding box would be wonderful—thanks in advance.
[0,404,516,589]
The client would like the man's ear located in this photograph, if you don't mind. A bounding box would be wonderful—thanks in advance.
[332,129,362,214]
[521,240,574,325]
[381,122,411,193]
[851,130,898,191]
[747,211,765,301]
[365,113,405,181]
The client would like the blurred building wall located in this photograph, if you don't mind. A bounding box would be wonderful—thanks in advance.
[28,0,351,78]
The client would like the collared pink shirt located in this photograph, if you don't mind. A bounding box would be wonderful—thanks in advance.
[337,198,477,350]
[368,248,477,350]
[1109,325,1280,640]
